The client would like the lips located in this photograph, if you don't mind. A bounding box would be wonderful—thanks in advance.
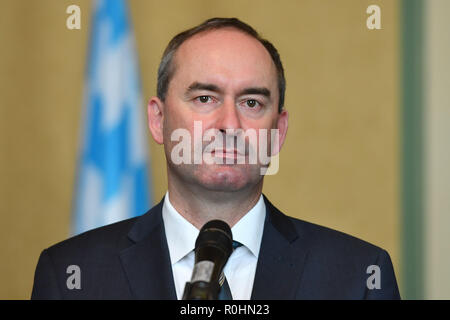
[210,149,246,162]
[212,149,238,157]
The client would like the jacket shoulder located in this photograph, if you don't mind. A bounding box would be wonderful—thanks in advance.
[264,196,385,257]
[45,216,138,260]
[289,216,384,257]
[31,216,141,299]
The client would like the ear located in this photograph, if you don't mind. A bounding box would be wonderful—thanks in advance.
[147,96,164,145]
[272,109,288,155]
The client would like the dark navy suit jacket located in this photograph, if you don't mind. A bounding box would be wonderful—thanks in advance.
[31,196,401,299]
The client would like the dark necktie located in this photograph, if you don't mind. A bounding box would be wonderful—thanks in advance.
[218,241,242,300]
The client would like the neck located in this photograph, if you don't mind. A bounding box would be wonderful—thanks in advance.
[167,173,263,230]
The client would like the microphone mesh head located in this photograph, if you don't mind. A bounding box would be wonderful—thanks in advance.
[195,220,233,258]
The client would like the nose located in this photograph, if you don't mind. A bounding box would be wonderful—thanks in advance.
[216,98,241,132]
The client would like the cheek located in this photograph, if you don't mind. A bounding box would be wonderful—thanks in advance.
[163,104,191,137]
[241,113,276,129]
[242,119,279,157]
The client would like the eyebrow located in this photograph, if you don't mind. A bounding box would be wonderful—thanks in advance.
[185,82,223,95]
[185,82,271,99]
[237,87,271,99]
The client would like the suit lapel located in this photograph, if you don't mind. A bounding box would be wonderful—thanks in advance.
[251,196,309,300]
[119,199,177,299]
[118,195,308,300]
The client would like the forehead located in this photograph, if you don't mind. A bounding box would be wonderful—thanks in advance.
[171,28,277,90]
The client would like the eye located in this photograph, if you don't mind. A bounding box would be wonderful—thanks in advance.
[246,99,258,108]
[197,96,212,103]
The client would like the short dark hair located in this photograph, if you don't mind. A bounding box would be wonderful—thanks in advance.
[157,17,286,113]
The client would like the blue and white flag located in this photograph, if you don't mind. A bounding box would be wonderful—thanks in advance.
[73,0,151,235]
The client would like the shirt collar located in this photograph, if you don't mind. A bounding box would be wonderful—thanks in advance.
[162,191,266,265]
[162,192,199,265]
[230,195,266,258]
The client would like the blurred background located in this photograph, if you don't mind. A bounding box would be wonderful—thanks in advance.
[0,0,448,299]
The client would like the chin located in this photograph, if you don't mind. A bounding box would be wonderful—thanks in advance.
[196,165,260,192]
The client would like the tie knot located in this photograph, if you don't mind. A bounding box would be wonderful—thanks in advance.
[218,241,242,288]
[232,241,242,250]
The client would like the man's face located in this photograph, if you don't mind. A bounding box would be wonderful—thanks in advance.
[150,28,288,192]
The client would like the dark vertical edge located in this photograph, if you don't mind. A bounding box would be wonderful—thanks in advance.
[401,0,425,299]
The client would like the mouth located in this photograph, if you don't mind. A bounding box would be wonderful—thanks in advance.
[210,149,245,160]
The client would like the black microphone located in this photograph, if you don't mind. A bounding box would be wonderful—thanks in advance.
[182,219,233,300]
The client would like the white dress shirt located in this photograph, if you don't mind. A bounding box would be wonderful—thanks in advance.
[162,191,266,300]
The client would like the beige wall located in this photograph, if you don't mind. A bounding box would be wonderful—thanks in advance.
[0,0,400,299]
[425,0,450,300]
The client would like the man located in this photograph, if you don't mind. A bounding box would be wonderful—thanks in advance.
[31,17,400,299]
